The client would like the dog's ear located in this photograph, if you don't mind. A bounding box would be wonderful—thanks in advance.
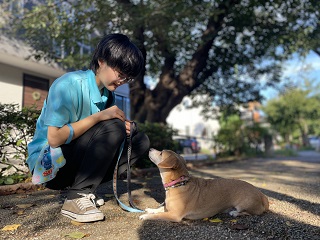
[158,158,178,169]
[157,151,179,169]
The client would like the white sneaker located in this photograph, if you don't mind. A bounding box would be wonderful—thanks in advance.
[61,193,104,222]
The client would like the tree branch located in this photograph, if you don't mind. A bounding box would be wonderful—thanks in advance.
[179,0,241,92]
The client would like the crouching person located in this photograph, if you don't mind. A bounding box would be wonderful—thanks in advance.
[27,33,150,223]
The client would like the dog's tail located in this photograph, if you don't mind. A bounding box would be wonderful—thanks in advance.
[261,193,269,212]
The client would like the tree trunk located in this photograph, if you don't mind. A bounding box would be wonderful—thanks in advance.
[298,118,309,147]
[130,0,241,123]
[264,134,273,156]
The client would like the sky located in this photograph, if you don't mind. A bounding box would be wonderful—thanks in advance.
[144,51,320,104]
[261,51,320,102]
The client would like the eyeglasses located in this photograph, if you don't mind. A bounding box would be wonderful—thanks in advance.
[118,77,135,84]
[112,68,135,83]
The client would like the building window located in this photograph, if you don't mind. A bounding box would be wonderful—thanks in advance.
[23,74,49,110]
[115,95,130,119]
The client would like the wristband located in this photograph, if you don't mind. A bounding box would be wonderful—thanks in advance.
[65,123,74,144]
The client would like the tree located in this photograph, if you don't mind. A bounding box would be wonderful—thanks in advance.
[0,104,40,177]
[215,114,244,156]
[215,112,268,157]
[3,0,319,123]
[262,86,320,146]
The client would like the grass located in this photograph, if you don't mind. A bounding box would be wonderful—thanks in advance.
[273,148,298,157]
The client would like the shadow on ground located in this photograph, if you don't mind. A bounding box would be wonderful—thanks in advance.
[0,155,319,239]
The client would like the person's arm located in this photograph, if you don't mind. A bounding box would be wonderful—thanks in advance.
[48,105,126,148]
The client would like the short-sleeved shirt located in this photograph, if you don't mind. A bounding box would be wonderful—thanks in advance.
[27,69,115,172]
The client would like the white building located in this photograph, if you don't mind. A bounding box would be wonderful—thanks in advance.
[167,97,220,153]
[0,35,64,108]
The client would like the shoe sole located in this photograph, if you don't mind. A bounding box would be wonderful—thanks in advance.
[61,209,105,223]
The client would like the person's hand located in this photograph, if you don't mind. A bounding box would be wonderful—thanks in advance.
[125,120,132,135]
[100,106,126,122]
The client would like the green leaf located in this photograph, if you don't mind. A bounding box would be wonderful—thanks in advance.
[209,218,223,223]
[4,178,14,185]
[16,139,23,146]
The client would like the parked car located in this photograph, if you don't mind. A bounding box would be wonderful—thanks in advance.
[175,138,201,154]
[308,136,320,150]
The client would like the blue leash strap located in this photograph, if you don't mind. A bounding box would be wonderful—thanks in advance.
[112,122,144,213]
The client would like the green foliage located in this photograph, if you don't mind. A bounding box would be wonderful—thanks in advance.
[273,148,298,157]
[135,122,178,168]
[0,103,40,185]
[13,0,96,69]
[215,115,244,155]
[0,103,40,161]
[215,114,268,157]
[0,172,31,185]
[2,0,319,123]
[262,86,320,146]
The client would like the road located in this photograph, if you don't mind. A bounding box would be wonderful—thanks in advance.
[296,150,320,162]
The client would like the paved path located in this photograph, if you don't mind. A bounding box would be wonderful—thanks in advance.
[0,152,319,240]
[296,150,320,162]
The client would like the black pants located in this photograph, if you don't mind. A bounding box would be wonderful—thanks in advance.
[45,119,150,199]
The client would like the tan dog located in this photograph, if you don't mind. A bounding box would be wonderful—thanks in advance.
[139,149,269,222]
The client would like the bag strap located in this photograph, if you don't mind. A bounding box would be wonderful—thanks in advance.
[112,121,144,213]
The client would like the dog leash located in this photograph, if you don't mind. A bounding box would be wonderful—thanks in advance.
[112,121,144,213]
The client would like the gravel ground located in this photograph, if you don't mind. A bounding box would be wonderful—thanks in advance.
[0,151,319,240]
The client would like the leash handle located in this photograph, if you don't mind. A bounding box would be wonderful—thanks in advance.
[112,121,144,213]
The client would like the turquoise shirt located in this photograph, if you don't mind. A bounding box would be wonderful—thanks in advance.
[27,69,115,172]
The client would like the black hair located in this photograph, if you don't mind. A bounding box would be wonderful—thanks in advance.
[89,33,144,78]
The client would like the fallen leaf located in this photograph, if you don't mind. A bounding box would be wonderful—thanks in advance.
[24,177,32,183]
[71,220,85,226]
[209,218,223,223]
[230,219,237,223]
[16,195,28,199]
[286,221,292,226]
[230,223,249,230]
[16,204,34,209]
[46,195,56,198]
[64,231,88,239]
[37,185,46,190]
[2,224,21,231]
[133,199,141,205]
[202,218,209,221]
[104,194,114,198]
[16,209,25,215]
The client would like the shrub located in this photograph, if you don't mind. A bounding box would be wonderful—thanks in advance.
[0,103,40,184]
[0,104,178,184]
[135,122,178,168]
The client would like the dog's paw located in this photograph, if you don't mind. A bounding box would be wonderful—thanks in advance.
[139,214,150,220]
[229,210,240,217]
[145,208,158,214]
[145,206,165,214]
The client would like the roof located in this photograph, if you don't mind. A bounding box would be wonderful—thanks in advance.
[0,34,129,97]
[0,35,65,78]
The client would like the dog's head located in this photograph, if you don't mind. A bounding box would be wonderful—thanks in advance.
[149,148,189,182]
